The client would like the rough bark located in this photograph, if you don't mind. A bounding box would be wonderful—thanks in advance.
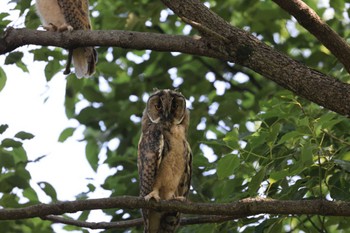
[1,1,350,116]
[1,196,350,229]
[160,0,350,116]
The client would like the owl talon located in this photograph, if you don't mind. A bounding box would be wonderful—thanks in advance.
[58,23,74,32]
[43,23,58,32]
[173,196,187,202]
[144,191,161,202]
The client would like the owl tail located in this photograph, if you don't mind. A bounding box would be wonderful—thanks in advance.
[159,212,180,233]
[71,47,97,78]
[144,210,180,233]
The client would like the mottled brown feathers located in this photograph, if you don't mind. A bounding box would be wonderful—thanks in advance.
[35,0,97,77]
[138,89,192,233]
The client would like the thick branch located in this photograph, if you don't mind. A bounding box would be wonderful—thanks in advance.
[1,196,350,222]
[272,0,350,73]
[161,0,350,116]
[2,2,350,116]
[0,27,228,61]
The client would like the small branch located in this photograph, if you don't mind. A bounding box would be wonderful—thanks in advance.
[272,0,350,73]
[41,214,238,229]
[321,129,350,147]
[1,196,350,222]
[41,215,143,229]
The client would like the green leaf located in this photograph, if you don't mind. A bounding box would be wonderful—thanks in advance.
[23,187,39,203]
[0,67,7,92]
[4,52,23,65]
[0,153,15,168]
[248,167,266,196]
[269,169,289,183]
[301,142,313,166]
[44,61,61,82]
[82,86,106,102]
[334,159,350,173]
[14,131,35,140]
[217,154,240,180]
[58,127,75,142]
[12,147,28,164]
[223,129,239,150]
[1,138,23,148]
[38,182,58,201]
[86,140,99,172]
[0,124,9,134]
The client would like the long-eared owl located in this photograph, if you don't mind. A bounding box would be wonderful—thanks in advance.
[35,0,97,77]
[138,89,192,233]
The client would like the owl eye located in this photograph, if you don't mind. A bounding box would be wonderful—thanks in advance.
[155,103,162,110]
[172,103,178,110]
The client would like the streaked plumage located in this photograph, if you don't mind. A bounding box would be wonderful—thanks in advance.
[35,0,97,77]
[138,89,192,233]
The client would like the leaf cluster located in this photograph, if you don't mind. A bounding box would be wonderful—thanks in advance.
[1,0,350,232]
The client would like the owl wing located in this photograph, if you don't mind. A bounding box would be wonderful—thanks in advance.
[138,131,164,232]
[57,0,91,30]
[180,141,192,198]
[138,132,163,198]
[57,0,96,77]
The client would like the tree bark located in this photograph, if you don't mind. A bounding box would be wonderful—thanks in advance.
[2,1,350,116]
[1,196,350,226]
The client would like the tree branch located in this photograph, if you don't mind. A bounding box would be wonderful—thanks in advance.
[272,0,350,73]
[160,0,350,116]
[1,196,350,222]
[0,27,229,61]
[2,0,350,116]
[41,214,238,229]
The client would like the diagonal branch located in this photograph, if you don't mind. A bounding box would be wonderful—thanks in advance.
[160,0,350,116]
[2,0,350,117]
[1,196,350,222]
[272,0,350,73]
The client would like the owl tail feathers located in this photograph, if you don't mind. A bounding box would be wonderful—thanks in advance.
[158,212,180,233]
[71,47,97,78]
[144,211,180,233]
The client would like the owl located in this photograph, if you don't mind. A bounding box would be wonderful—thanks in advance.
[35,0,97,78]
[138,89,192,233]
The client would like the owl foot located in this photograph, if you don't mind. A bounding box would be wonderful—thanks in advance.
[58,23,74,32]
[144,190,161,202]
[173,196,187,201]
[43,23,58,32]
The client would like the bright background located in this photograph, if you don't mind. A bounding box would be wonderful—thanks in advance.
[0,1,114,232]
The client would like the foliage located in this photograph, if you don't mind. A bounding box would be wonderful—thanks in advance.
[1,0,350,232]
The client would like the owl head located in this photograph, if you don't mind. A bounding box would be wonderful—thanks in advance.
[145,89,187,124]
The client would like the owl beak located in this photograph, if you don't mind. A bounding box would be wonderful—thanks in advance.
[164,107,170,119]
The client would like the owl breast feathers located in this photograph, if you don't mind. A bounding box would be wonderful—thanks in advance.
[35,0,97,77]
[138,89,192,233]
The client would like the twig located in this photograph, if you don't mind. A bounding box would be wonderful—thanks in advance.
[180,16,230,43]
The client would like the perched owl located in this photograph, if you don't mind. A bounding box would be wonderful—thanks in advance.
[138,89,192,233]
[35,0,97,78]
